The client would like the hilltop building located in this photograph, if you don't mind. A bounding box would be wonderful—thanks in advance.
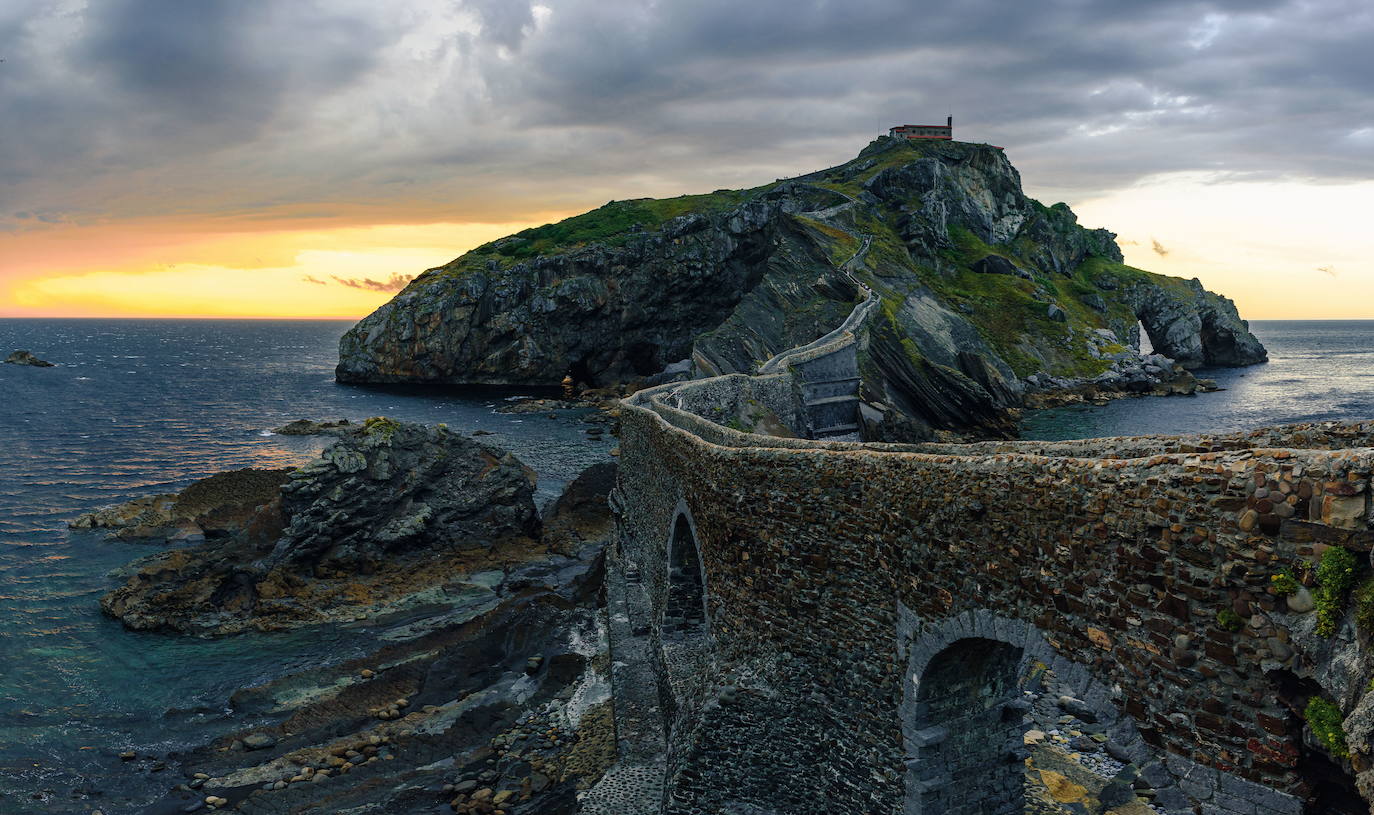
[889,116,952,140]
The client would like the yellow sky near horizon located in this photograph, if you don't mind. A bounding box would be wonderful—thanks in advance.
[1069,174,1374,321]
[0,218,565,319]
[2,175,1369,320]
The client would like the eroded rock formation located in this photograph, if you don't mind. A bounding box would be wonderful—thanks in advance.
[100,419,545,635]
[337,137,1266,440]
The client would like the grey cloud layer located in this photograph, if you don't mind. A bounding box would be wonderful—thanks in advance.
[2,0,1370,228]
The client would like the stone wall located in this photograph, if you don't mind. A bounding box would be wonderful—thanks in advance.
[614,378,1374,814]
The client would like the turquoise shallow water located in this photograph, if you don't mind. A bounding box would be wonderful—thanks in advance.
[0,319,614,813]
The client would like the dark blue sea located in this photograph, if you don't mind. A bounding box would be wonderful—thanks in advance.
[0,319,615,813]
[0,319,1371,811]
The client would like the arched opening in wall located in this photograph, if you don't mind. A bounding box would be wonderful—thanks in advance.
[663,513,707,644]
[906,638,1025,815]
[1265,669,1365,815]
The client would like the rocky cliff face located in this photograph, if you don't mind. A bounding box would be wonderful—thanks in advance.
[338,137,1266,439]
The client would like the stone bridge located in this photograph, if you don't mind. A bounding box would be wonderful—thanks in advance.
[602,347,1374,814]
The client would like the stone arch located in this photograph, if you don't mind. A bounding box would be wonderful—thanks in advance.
[662,500,708,644]
[1265,669,1366,815]
[906,637,1026,815]
[656,500,712,725]
[899,607,1184,815]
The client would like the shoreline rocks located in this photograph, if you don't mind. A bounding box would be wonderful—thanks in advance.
[272,418,353,436]
[128,457,617,815]
[97,420,597,636]
[69,468,293,543]
[4,349,54,367]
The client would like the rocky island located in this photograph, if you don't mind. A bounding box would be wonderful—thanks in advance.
[5,349,55,367]
[338,136,1266,440]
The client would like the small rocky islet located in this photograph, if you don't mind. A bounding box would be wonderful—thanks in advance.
[5,349,56,367]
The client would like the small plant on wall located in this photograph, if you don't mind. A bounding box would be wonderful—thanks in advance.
[1354,577,1374,636]
[1304,696,1349,759]
[1270,569,1299,597]
[1315,547,1359,637]
[1216,608,1243,633]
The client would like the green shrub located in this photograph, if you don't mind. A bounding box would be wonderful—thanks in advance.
[1270,569,1299,597]
[1304,696,1349,758]
[1315,547,1359,637]
[1216,608,1243,632]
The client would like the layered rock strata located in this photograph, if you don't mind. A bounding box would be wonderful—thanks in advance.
[100,419,545,635]
[337,137,1265,440]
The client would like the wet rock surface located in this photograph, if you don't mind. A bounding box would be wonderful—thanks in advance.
[70,469,293,543]
[271,419,352,436]
[101,452,619,814]
[100,421,547,634]
[134,538,612,815]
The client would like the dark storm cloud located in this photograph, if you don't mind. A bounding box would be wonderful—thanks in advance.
[78,0,378,128]
[461,0,1372,192]
[0,0,396,211]
[3,0,1371,226]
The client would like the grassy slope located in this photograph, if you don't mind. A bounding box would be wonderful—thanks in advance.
[395,139,1188,381]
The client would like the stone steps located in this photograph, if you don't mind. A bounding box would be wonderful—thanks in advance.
[580,549,666,815]
[804,394,860,407]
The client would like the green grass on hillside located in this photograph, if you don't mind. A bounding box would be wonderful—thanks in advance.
[482,187,767,262]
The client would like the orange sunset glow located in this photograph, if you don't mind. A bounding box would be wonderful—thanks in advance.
[0,216,573,318]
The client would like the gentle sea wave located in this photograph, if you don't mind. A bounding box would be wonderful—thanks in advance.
[0,319,614,812]
[1021,320,1374,440]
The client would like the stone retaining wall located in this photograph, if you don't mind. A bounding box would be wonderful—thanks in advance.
[615,379,1374,814]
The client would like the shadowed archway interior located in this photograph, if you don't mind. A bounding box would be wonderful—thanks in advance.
[907,638,1027,815]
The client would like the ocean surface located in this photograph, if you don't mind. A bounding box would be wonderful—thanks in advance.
[1022,320,1374,440]
[0,319,614,813]
[0,318,1372,811]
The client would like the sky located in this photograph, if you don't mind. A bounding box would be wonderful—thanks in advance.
[1,0,1371,319]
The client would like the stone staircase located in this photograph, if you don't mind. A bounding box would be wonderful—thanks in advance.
[580,514,667,815]
[796,364,862,439]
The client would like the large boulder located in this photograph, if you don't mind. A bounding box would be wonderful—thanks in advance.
[266,418,540,573]
[100,420,544,634]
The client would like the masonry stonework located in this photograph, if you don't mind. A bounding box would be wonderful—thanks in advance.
[611,371,1374,814]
